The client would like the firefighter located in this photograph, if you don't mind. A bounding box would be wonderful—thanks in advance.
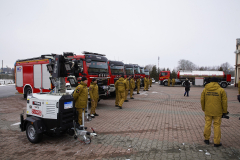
[146,77,149,91]
[115,75,127,109]
[136,76,141,94]
[124,76,130,102]
[238,77,240,95]
[201,77,228,147]
[130,76,135,99]
[168,78,171,86]
[89,78,99,118]
[73,77,88,126]
[115,80,119,107]
[172,78,175,87]
[150,77,152,87]
[144,77,148,91]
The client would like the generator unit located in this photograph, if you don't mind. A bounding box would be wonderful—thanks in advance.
[20,53,97,143]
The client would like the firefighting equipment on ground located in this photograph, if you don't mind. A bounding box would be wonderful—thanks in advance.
[73,81,88,125]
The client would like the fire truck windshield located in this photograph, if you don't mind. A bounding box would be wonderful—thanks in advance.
[145,72,149,75]
[125,68,134,75]
[87,61,108,74]
[134,67,140,74]
[160,72,168,76]
[110,66,124,75]
[140,68,144,74]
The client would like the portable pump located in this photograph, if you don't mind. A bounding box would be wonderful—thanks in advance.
[20,53,97,143]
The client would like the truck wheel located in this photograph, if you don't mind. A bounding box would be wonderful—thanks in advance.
[164,81,168,86]
[221,82,227,88]
[26,122,42,143]
[24,87,32,98]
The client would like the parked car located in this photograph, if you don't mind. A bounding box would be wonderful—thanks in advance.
[152,78,155,83]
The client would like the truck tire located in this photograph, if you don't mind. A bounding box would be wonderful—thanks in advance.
[24,87,32,98]
[26,122,43,143]
[164,81,168,86]
[220,82,227,88]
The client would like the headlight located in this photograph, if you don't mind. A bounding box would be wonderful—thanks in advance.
[102,86,108,90]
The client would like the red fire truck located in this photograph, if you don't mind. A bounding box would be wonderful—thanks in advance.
[71,52,110,98]
[158,70,231,88]
[108,60,125,94]
[15,55,53,98]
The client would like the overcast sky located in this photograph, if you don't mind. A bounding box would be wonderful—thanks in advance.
[0,0,240,70]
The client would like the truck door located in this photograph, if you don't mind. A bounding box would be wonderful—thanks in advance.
[16,66,23,87]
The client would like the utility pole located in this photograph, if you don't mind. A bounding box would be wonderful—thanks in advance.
[158,56,160,75]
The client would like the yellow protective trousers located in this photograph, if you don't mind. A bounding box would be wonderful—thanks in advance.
[115,91,119,105]
[137,85,140,93]
[90,99,98,114]
[204,115,222,144]
[118,91,125,107]
[76,108,85,125]
[144,84,147,91]
[125,90,128,100]
[130,89,133,98]
[238,88,240,95]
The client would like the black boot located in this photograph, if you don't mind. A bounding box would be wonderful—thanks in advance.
[214,143,222,147]
[204,140,209,145]
[94,113,99,116]
[137,93,140,94]
[130,97,134,99]
[115,105,119,107]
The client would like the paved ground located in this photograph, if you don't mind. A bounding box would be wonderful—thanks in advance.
[0,83,240,160]
[0,84,19,98]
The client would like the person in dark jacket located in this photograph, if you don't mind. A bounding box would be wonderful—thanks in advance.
[184,78,190,97]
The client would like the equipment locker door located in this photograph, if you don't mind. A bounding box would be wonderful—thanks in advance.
[42,64,51,89]
[16,66,23,87]
[34,65,41,88]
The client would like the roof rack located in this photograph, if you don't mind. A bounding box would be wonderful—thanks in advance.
[82,51,106,56]
[16,54,56,62]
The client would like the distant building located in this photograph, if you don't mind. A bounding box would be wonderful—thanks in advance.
[235,38,240,86]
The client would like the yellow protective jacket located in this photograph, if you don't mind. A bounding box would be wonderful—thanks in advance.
[125,78,129,90]
[130,78,135,89]
[89,82,99,100]
[115,77,127,92]
[201,82,228,117]
[144,77,148,84]
[147,78,150,85]
[136,78,140,86]
[150,78,152,85]
[73,82,88,109]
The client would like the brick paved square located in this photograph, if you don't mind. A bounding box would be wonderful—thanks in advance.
[0,84,240,159]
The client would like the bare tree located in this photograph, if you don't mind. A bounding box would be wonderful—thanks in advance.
[145,64,154,71]
[220,62,233,74]
[177,59,196,71]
